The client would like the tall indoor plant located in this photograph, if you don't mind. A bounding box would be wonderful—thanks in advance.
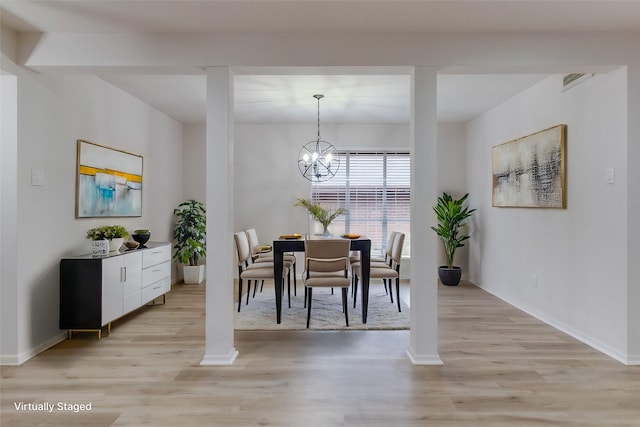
[431,192,476,286]
[295,198,346,236]
[173,199,206,284]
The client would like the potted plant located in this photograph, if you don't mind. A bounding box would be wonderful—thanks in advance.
[86,225,129,253]
[173,200,206,284]
[431,192,476,286]
[131,229,151,247]
[294,198,346,236]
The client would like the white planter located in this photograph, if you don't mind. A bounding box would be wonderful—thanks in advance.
[109,238,124,252]
[183,265,205,284]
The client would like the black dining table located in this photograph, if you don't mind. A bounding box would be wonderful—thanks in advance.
[272,236,371,324]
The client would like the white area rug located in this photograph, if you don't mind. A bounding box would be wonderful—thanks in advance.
[235,282,409,330]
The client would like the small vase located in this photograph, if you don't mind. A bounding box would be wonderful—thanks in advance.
[322,226,330,237]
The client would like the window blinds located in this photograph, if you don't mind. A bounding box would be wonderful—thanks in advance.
[312,151,410,257]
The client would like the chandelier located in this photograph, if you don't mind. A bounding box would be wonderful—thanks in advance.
[297,94,340,182]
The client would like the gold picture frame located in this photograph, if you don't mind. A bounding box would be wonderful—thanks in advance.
[492,125,566,208]
[76,139,143,218]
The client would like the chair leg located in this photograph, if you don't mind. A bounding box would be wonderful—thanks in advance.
[342,288,349,327]
[246,280,252,305]
[396,278,401,312]
[293,263,297,296]
[353,276,359,308]
[351,274,355,297]
[253,280,259,298]
[287,273,291,308]
[306,287,313,328]
[384,279,389,295]
[388,279,394,304]
[237,278,243,312]
[260,280,264,292]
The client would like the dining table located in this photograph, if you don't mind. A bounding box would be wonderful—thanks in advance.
[272,235,371,324]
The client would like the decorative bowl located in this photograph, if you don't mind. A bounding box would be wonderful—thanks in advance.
[132,232,150,246]
[124,240,140,250]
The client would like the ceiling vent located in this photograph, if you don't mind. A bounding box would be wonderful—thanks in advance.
[562,73,593,92]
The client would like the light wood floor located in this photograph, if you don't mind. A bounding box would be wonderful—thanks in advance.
[2,281,639,426]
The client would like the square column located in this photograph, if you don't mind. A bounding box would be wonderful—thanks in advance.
[407,67,442,365]
[201,67,238,365]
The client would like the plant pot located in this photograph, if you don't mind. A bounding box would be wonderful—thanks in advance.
[91,239,110,255]
[109,238,124,252]
[183,265,205,284]
[132,232,151,247]
[438,266,462,286]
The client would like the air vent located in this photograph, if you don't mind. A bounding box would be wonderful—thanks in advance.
[562,73,593,91]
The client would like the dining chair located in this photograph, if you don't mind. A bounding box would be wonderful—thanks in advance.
[350,231,398,297]
[234,231,290,312]
[246,228,298,295]
[303,239,352,328]
[352,232,405,312]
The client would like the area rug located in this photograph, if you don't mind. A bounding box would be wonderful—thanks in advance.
[234,283,409,330]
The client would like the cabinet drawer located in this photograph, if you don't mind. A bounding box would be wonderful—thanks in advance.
[142,245,171,268]
[142,277,170,303]
[143,261,171,287]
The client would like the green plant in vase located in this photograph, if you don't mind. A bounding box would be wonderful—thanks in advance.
[173,200,207,284]
[430,192,476,286]
[294,198,346,236]
[86,225,129,240]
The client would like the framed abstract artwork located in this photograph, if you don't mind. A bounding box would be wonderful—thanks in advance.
[76,139,143,218]
[492,124,566,208]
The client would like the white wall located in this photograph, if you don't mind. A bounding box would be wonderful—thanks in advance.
[183,124,206,202]
[234,123,409,240]
[183,122,466,279]
[436,123,469,273]
[0,64,184,364]
[1,72,19,361]
[465,69,629,361]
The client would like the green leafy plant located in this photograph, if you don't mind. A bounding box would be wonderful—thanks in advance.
[86,225,129,240]
[431,192,476,269]
[134,229,150,234]
[294,198,346,234]
[173,200,206,266]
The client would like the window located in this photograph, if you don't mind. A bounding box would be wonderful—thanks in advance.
[312,151,410,257]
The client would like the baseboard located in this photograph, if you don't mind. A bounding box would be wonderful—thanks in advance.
[0,332,67,366]
[406,347,443,365]
[200,348,239,365]
[475,283,632,365]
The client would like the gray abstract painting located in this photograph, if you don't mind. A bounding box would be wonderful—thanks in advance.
[492,125,566,208]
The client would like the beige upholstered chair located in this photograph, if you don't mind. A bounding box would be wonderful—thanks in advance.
[246,228,298,295]
[234,231,290,312]
[351,231,398,296]
[303,239,352,328]
[353,232,405,312]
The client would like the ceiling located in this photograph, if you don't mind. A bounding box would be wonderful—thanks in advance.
[2,1,639,124]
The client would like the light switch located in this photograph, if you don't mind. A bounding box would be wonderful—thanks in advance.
[31,169,45,186]
[605,167,615,184]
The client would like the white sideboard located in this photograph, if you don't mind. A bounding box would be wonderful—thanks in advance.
[60,242,171,338]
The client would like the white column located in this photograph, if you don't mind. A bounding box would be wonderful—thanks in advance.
[201,67,238,365]
[627,62,640,365]
[0,74,19,365]
[407,67,442,365]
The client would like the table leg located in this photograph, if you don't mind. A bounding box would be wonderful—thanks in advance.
[360,244,371,324]
[274,249,284,324]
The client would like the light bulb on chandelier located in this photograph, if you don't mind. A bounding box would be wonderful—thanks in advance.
[297,94,340,182]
